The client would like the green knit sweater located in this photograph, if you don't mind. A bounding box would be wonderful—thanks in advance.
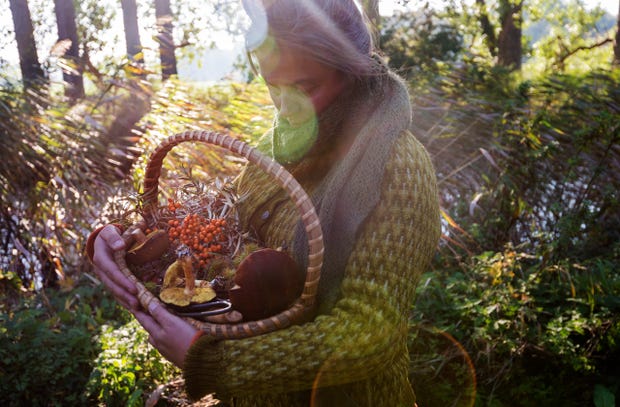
[183,130,441,406]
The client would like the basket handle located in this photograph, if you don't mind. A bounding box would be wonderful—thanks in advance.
[115,130,323,339]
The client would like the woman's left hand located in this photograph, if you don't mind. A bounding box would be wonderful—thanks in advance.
[132,301,199,368]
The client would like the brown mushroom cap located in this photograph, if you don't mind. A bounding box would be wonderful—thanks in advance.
[126,229,169,266]
[229,248,304,321]
[160,287,191,307]
[159,284,216,307]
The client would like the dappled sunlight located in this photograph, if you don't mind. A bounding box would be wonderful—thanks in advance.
[1,0,619,405]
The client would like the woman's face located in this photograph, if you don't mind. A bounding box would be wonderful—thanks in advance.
[257,46,348,126]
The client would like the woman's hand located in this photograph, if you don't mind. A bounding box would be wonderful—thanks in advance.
[92,225,198,367]
[133,301,198,368]
[92,225,139,310]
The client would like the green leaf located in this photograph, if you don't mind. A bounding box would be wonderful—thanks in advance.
[593,384,615,407]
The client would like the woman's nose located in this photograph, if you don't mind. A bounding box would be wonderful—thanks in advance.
[278,87,314,125]
[278,87,299,117]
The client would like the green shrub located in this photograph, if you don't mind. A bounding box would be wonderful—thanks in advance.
[411,247,620,406]
[0,280,126,406]
[84,320,179,406]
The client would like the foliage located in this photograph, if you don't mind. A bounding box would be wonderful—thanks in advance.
[524,0,615,76]
[2,0,247,82]
[380,5,463,80]
[0,278,127,406]
[407,52,620,405]
[413,65,620,259]
[411,245,620,406]
[113,78,272,220]
[0,82,130,292]
[85,319,179,406]
[384,0,615,76]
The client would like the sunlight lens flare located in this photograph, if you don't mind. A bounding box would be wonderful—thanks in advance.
[242,0,268,52]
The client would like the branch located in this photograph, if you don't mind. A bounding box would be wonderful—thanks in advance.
[558,37,613,65]
[175,41,191,49]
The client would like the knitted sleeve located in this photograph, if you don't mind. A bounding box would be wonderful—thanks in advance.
[183,133,441,400]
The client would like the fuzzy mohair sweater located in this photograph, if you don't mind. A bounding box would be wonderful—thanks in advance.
[183,72,441,406]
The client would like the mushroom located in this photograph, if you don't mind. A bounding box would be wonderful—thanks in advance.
[126,229,169,266]
[159,256,216,307]
[228,248,304,321]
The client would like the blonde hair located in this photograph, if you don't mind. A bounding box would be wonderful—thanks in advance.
[243,0,380,78]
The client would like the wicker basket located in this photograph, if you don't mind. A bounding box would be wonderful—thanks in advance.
[113,130,324,339]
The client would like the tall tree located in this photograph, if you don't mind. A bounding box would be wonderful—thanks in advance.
[475,0,498,57]
[154,0,177,80]
[497,0,522,69]
[8,0,45,88]
[121,0,144,66]
[474,0,522,70]
[53,0,85,100]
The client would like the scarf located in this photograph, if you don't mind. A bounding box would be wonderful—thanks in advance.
[259,65,412,312]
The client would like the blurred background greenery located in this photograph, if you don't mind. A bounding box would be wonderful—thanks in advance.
[0,0,618,405]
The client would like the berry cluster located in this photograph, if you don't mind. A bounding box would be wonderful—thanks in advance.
[167,198,182,212]
[167,212,229,267]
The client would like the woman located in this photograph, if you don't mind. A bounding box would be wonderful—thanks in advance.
[90,0,441,405]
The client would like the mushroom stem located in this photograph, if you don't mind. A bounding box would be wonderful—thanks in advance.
[182,256,195,296]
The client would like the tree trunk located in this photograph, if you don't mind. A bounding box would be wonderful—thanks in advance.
[476,0,498,57]
[613,0,620,67]
[8,0,45,88]
[102,1,151,176]
[154,0,177,80]
[53,0,85,100]
[497,0,522,70]
[121,0,144,66]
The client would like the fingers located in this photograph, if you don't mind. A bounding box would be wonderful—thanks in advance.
[91,225,139,309]
[133,307,160,334]
[134,303,199,367]
[147,301,181,327]
[94,264,139,310]
[99,224,126,251]
[133,302,182,333]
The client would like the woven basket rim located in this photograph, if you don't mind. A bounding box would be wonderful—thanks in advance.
[114,130,323,339]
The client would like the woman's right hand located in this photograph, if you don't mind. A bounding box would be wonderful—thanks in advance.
[92,225,140,310]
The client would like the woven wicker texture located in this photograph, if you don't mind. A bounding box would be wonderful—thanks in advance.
[113,130,323,339]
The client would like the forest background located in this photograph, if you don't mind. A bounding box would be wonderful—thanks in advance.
[1,0,619,406]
